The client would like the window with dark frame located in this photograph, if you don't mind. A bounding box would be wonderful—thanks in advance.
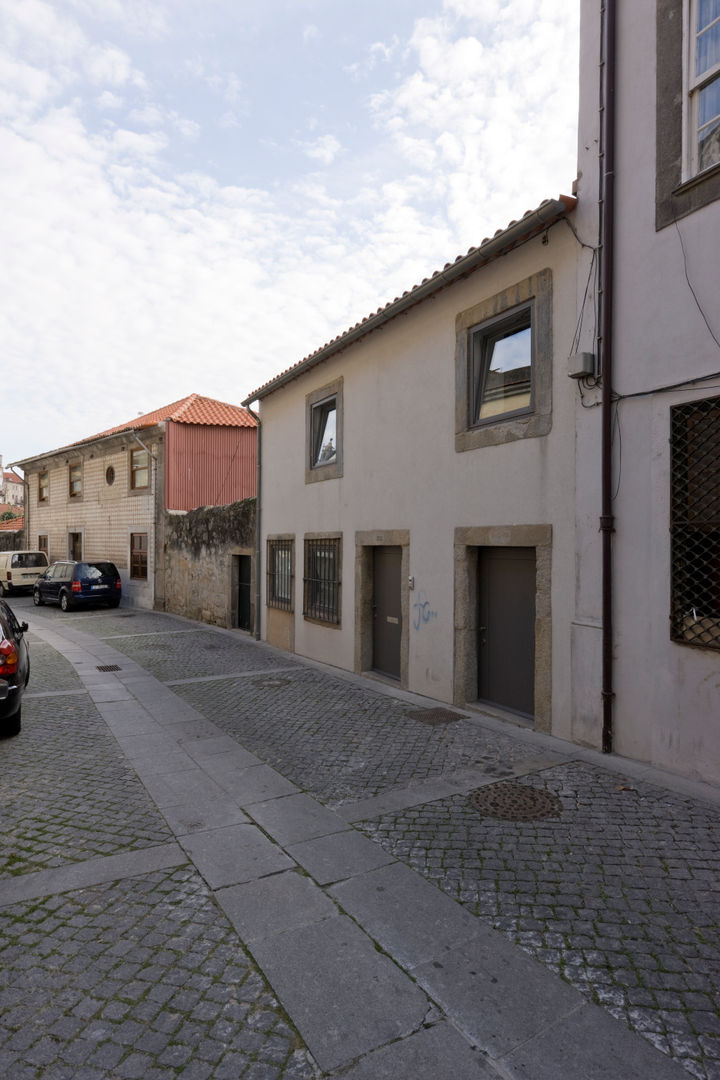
[303,537,341,624]
[130,533,148,580]
[69,463,82,498]
[267,539,293,611]
[689,0,720,175]
[470,305,533,427]
[670,395,720,650]
[38,535,48,555]
[130,448,150,490]
[38,471,49,502]
[311,396,337,468]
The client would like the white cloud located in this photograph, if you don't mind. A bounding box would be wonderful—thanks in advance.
[302,24,320,43]
[84,43,145,88]
[301,134,343,166]
[97,89,123,109]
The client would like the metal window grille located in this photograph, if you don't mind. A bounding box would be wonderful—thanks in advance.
[303,538,340,623]
[670,395,720,650]
[267,539,293,611]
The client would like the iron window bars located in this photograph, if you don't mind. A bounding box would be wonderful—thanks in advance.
[267,539,293,611]
[303,537,340,624]
[670,394,720,649]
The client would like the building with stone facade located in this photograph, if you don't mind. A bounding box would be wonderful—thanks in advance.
[13,394,257,611]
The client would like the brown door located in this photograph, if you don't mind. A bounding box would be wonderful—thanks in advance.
[478,546,536,718]
[372,546,401,679]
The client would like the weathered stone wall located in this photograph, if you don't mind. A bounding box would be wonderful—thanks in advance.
[162,499,256,630]
[0,529,26,552]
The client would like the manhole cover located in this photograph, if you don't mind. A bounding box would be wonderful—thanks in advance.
[468,782,562,821]
[96,664,121,672]
[408,708,466,726]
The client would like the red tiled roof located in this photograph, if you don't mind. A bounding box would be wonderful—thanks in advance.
[13,394,256,466]
[0,515,23,531]
[3,472,22,484]
[87,394,256,440]
[243,195,576,404]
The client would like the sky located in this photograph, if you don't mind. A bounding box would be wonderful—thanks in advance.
[1,0,579,466]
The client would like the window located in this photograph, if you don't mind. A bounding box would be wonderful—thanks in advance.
[670,395,720,649]
[38,471,48,503]
[130,448,149,490]
[689,0,720,175]
[455,270,552,452]
[69,463,82,498]
[37,535,48,555]
[106,466,115,486]
[267,538,294,611]
[470,306,533,425]
[68,533,82,560]
[657,0,720,226]
[305,378,343,483]
[130,533,148,579]
[303,537,341,624]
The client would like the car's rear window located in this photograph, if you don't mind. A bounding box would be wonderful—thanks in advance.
[11,553,48,569]
[77,562,117,580]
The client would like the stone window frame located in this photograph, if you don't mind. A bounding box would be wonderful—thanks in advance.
[455,269,553,453]
[305,378,343,484]
[657,0,720,228]
[38,470,49,503]
[68,462,83,500]
[129,447,150,493]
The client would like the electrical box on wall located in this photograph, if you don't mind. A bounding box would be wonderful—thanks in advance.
[568,352,596,379]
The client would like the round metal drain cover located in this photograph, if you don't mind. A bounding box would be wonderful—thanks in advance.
[468,782,562,821]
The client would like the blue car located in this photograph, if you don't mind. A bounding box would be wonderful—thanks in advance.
[0,598,29,737]
[33,560,122,611]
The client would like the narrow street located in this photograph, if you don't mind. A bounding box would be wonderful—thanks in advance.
[1,599,718,1079]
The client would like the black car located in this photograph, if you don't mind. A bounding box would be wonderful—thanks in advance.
[0,598,29,737]
[33,560,122,611]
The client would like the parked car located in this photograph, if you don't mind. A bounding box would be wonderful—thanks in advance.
[33,560,122,611]
[0,550,49,596]
[0,598,29,737]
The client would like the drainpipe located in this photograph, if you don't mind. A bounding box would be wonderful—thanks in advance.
[246,405,262,640]
[132,434,158,610]
[599,0,617,753]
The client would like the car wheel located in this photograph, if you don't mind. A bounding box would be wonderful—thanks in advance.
[33,588,44,606]
[0,709,21,738]
[59,591,71,612]
[107,598,121,608]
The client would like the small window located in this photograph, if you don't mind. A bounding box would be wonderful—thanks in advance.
[470,307,533,426]
[38,471,49,503]
[670,395,720,649]
[267,539,293,611]
[305,379,343,483]
[311,397,337,467]
[69,464,82,499]
[689,0,720,175]
[303,537,341,624]
[106,466,115,486]
[38,535,48,555]
[130,533,148,579]
[130,448,149,490]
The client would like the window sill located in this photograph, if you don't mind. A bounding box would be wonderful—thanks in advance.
[673,160,720,197]
[456,411,551,452]
[303,615,341,628]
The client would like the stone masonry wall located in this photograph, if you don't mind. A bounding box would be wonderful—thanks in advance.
[162,499,256,629]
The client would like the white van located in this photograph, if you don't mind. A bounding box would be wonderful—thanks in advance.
[0,550,50,595]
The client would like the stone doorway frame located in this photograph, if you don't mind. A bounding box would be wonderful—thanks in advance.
[453,524,552,732]
[355,530,410,688]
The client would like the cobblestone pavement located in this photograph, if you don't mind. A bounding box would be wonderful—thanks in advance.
[358,764,720,1080]
[3,601,720,1079]
[1,866,315,1080]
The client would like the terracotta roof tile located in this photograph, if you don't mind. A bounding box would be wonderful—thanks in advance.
[87,393,256,441]
[0,515,23,531]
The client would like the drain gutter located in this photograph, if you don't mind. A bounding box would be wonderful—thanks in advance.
[246,404,262,640]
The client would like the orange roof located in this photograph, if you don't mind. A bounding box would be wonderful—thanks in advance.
[88,393,256,440]
[0,515,23,531]
[243,195,576,404]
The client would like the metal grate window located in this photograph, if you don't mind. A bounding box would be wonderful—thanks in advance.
[303,537,341,624]
[670,395,720,650]
[267,539,293,611]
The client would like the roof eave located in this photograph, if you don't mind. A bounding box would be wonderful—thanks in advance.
[242,195,576,406]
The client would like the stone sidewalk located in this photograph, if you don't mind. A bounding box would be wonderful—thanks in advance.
[1,600,719,1079]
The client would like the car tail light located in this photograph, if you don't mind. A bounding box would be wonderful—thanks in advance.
[71,580,82,592]
[0,639,19,675]
[115,578,122,590]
